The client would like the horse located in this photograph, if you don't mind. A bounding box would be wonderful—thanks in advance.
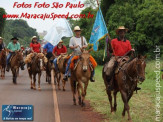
[0,49,6,79]
[46,56,54,84]
[102,55,146,121]
[10,51,24,84]
[28,53,47,90]
[70,49,93,107]
[54,55,69,91]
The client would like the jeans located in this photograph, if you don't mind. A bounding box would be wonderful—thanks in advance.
[65,56,74,76]
[7,53,12,65]
[53,58,58,69]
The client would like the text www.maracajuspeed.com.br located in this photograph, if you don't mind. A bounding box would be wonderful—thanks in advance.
[3,12,94,20]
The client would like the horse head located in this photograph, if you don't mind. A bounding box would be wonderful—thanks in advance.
[15,50,24,66]
[80,49,93,72]
[36,53,47,70]
[136,55,147,82]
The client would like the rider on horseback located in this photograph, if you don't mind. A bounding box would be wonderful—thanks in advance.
[52,40,67,72]
[43,42,54,60]
[104,26,141,90]
[6,37,24,72]
[0,37,5,52]
[63,26,95,82]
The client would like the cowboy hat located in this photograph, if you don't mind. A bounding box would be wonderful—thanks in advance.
[32,36,37,40]
[0,37,3,40]
[11,37,19,40]
[58,40,63,43]
[116,26,128,35]
[74,26,81,31]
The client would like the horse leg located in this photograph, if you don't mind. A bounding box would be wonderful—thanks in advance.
[70,79,77,105]
[77,83,81,105]
[78,81,85,107]
[38,73,41,91]
[33,74,36,90]
[61,74,66,91]
[57,73,61,90]
[106,89,114,113]
[30,74,33,89]
[113,91,117,112]
[120,90,132,121]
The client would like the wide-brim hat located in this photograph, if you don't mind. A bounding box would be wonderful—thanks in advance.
[32,36,37,40]
[0,37,3,40]
[58,40,63,43]
[116,26,128,35]
[74,26,81,31]
[11,37,19,40]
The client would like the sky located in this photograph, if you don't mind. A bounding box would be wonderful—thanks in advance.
[0,0,87,33]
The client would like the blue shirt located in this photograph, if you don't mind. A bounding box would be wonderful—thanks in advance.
[43,42,54,53]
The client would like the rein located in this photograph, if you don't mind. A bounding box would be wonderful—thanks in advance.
[120,58,139,97]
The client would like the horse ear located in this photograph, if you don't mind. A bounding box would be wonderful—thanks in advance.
[88,48,93,53]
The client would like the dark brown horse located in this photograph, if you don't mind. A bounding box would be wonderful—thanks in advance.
[0,49,6,79]
[103,55,146,121]
[10,51,24,84]
[70,50,92,107]
[46,56,54,84]
[54,55,68,91]
[28,53,47,90]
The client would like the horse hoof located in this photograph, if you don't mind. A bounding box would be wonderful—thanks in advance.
[111,112,115,115]
[38,88,41,91]
[81,102,85,107]
[63,88,65,91]
[33,87,36,90]
[31,86,33,89]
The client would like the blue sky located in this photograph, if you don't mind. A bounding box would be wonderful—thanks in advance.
[0,0,86,32]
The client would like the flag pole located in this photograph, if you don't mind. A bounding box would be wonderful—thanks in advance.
[96,0,99,7]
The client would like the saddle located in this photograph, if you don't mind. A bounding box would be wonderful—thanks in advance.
[115,56,129,74]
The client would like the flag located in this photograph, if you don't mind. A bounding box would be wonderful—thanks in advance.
[44,19,73,46]
[89,7,108,51]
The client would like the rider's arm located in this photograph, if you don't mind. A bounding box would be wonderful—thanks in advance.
[82,37,88,49]
[69,37,79,49]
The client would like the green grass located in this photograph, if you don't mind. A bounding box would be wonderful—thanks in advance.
[86,61,163,122]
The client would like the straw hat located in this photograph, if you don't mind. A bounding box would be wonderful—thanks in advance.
[74,26,81,31]
[32,36,37,40]
[58,40,63,43]
[116,26,128,35]
[0,37,3,40]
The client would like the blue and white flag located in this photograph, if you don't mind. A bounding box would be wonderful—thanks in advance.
[44,19,73,46]
[89,7,108,51]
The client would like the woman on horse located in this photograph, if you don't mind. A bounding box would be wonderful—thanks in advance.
[6,37,22,72]
[30,36,41,53]
[52,40,67,72]
[0,37,5,52]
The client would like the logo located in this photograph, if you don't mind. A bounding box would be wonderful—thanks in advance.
[2,105,33,121]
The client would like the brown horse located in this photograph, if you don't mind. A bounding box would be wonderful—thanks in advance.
[54,55,68,91]
[46,56,54,84]
[10,51,24,84]
[0,49,6,79]
[70,50,93,107]
[103,55,146,121]
[28,53,47,90]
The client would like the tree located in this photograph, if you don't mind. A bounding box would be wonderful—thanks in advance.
[0,8,6,36]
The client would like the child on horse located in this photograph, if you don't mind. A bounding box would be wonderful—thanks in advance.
[52,40,67,72]
[104,26,140,90]
[63,26,96,82]
[6,37,24,72]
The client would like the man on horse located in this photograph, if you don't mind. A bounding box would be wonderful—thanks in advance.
[63,26,95,82]
[104,26,140,90]
[43,42,54,60]
[0,37,5,52]
[6,37,24,72]
[52,40,67,72]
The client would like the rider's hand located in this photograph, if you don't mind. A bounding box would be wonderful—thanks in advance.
[74,45,79,49]
[131,49,135,51]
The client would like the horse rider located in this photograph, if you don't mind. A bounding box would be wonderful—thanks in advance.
[27,36,41,70]
[52,40,67,72]
[63,26,95,82]
[43,42,54,60]
[6,37,24,72]
[30,36,41,53]
[104,26,141,90]
[0,37,5,52]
